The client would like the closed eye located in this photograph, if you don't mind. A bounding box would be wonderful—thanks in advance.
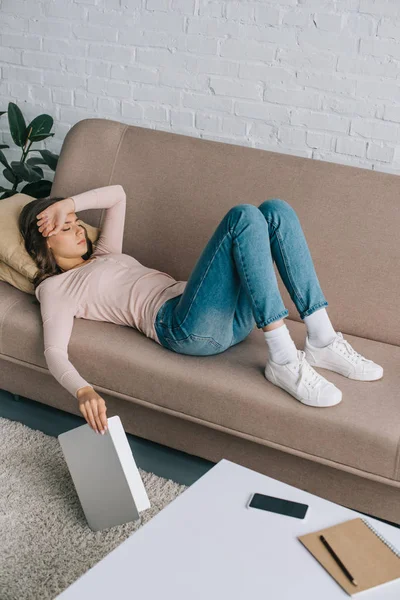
[63,222,84,232]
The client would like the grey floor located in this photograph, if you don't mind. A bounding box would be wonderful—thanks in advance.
[0,388,215,487]
[1,388,398,529]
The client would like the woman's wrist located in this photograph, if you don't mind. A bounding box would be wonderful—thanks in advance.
[76,385,93,398]
[61,197,75,214]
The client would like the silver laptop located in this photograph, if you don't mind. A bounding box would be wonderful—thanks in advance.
[58,415,151,531]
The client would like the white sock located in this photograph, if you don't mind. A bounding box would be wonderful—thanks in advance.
[263,323,298,365]
[303,308,337,347]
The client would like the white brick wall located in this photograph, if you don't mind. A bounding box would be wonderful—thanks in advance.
[1,0,400,184]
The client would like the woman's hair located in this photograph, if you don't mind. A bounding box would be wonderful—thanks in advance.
[19,195,94,292]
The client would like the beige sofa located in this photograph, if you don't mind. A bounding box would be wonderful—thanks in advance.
[1,118,399,524]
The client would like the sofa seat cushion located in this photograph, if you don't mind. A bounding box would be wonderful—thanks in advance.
[2,281,399,484]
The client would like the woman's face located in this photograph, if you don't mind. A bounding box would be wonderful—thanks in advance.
[46,211,88,259]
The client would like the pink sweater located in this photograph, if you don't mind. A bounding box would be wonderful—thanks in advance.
[36,184,187,399]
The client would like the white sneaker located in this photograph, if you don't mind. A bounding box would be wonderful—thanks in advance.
[264,349,342,407]
[304,332,384,381]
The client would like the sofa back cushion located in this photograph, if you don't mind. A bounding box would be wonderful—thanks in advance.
[50,119,400,346]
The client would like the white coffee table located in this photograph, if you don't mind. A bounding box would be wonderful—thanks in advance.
[56,458,400,599]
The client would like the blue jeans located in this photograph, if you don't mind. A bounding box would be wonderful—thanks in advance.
[154,199,329,356]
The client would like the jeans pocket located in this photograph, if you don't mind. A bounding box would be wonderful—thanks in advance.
[162,332,223,356]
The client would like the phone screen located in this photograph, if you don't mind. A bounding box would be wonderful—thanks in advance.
[249,493,309,519]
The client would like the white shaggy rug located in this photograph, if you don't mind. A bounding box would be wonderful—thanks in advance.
[0,417,188,600]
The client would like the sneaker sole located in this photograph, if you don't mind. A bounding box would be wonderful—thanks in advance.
[306,357,384,382]
[264,366,342,408]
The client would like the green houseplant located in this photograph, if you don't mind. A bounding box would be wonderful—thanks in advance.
[0,101,59,200]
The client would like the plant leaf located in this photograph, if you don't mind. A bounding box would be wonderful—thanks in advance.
[12,161,42,182]
[29,133,55,142]
[37,149,58,171]
[0,149,12,171]
[0,190,15,199]
[26,114,54,138]
[8,102,27,148]
[20,180,53,198]
[26,156,47,167]
[3,167,17,184]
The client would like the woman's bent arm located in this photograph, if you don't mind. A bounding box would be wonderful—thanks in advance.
[69,184,127,255]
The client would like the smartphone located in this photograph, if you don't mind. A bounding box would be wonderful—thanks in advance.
[247,492,309,519]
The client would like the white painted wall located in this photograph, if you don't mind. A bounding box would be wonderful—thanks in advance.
[1,0,400,186]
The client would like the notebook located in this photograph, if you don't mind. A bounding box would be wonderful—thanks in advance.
[298,517,400,596]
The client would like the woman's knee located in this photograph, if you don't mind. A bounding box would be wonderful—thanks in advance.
[226,203,264,224]
[257,198,292,212]
[228,199,295,220]
[229,203,260,214]
[257,198,297,222]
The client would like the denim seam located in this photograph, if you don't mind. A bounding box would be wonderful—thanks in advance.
[190,333,223,349]
[300,301,329,319]
[257,309,289,329]
[234,230,264,326]
[164,229,232,331]
[161,332,222,348]
[266,217,308,313]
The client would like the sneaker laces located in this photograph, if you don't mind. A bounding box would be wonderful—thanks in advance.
[332,332,368,364]
[296,350,324,390]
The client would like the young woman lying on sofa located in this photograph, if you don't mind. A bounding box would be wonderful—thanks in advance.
[19,185,383,435]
